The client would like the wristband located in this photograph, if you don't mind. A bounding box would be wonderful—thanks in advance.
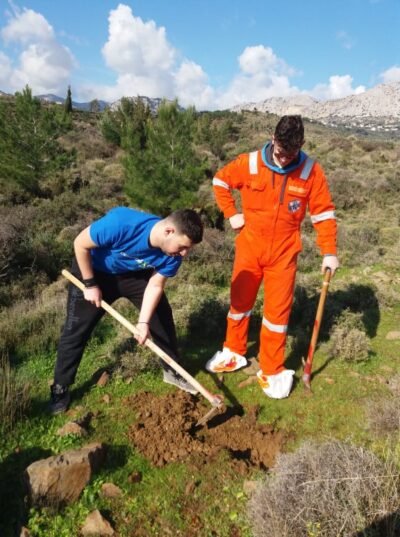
[82,277,98,288]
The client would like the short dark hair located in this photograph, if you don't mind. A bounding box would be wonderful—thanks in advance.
[168,209,203,244]
[274,115,304,152]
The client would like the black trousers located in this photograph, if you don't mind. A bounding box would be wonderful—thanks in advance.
[54,261,179,386]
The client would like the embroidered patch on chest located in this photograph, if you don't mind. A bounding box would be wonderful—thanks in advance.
[288,185,307,195]
[288,199,301,213]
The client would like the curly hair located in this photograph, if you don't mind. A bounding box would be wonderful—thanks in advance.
[274,115,304,152]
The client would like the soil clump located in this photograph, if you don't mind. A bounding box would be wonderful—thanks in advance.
[127,390,285,471]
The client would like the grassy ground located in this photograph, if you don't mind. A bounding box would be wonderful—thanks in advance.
[1,263,399,536]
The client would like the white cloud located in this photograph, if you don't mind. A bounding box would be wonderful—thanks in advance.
[379,65,400,83]
[0,7,75,95]
[215,45,299,109]
[102,5,175,77]
[2,8,54,44]
[309,75,365,100]
[174,60,214,109]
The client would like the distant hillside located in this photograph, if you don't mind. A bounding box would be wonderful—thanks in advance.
[230,82,400,135]
[35,93,109,112]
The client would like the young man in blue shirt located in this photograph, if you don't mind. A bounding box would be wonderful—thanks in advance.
[50,207,203,415]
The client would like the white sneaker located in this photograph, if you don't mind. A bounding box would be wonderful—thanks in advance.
[257,369,295,399]
[205,347,247,373]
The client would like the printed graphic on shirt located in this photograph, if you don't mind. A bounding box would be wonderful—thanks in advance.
[288,199,301,213]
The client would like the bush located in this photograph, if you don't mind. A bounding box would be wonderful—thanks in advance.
[329,309,371,362]
[367,398,400,435]
[0,353,30,434]
[248,440,400,537]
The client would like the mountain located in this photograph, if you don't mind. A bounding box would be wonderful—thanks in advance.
[230,82,400,134]
[36,93,109,111]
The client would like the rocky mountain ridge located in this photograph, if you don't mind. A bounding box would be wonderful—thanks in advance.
[230,82,400,134]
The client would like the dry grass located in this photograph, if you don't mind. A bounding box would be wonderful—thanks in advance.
[0,353,30,434]
[248,440,400,537]
[329,309,371,363]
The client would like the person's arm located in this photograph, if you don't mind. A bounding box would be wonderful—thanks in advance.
[74,226,103,307]
[134,271,167,345]
[307,164,339,276]
[213,154,247,231]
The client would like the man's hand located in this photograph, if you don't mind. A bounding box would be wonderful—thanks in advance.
[321,255,339,276]
[135,322,150,345]
[229,213,245,232]
[83,286,102,307]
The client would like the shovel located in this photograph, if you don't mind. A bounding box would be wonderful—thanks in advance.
[302,268,331,391]
[62,269,224,426]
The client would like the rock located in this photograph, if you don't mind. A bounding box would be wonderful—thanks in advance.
[25,443,107,506]
[101,482,123,498]
[184,480,196,495]
[97,372,110,387]
[57,422,88,437]
[81,510,115,536]
[386,331,400,340]
[19,527,31,537]
[244,357,260,375]
[102,394,111,404]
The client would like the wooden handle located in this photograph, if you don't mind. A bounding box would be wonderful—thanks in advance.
[62,269,220,407]
[303,268,331,376]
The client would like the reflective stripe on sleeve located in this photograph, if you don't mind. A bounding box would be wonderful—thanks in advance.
[212,177,230,190]
[310,210,336,224]
[249,151,258,174]
[228,309,252,321]
[262,317,288,333]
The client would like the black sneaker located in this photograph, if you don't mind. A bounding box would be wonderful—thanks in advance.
[163,369,198,395]
[49,383,70,415]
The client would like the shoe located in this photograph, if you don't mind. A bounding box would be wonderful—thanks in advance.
[205,347,247,373]
[163,369,198,395]
[257,369,295,399]
[49,383,70,415]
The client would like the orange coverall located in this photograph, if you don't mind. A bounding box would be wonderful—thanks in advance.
[213,143,337,375]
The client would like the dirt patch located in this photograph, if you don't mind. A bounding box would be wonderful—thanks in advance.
[127,391,286,472]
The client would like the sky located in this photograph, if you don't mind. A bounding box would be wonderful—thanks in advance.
[0,0,399,110]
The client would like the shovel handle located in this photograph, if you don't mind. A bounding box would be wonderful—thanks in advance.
[62,269,221,407]
[303,268,331,377]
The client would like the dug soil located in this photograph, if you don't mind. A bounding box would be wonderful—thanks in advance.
[127,390,286,473]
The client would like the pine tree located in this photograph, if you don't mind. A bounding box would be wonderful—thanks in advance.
[0,85,72,197]
[64,85,73,115]
[124,100,205,215]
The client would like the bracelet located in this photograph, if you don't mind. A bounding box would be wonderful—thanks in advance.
[137,321,149,325]
[82,277,98,288]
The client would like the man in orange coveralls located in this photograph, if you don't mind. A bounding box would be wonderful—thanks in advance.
[206,115,339,399]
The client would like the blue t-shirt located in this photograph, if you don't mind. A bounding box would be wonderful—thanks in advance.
[89,207,182,277]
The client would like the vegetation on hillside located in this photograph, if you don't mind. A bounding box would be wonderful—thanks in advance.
[0,88,399,536]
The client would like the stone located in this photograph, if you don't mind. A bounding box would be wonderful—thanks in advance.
[81,510,115,536]
[386,331,400,340]
[25,443,107,506]
[97,372,110,387]
[57,422,88,437]
[19,527,31,537]
[128,471,142,483]
[101,482,123,498]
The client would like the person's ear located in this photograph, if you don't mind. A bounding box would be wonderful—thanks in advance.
[164,225,175,237]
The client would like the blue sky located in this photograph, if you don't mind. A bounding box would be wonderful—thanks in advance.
[0,0,399,109]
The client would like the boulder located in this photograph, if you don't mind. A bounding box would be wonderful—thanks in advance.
[81,510,115,536]
[24,442,107,506]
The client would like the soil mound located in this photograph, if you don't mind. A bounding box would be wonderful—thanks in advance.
[127,391,285,471]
